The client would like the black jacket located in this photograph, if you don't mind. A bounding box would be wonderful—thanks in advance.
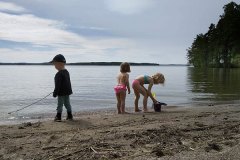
[53,69,72,97]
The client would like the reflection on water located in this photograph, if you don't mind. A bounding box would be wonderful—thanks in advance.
[187,67,240,104]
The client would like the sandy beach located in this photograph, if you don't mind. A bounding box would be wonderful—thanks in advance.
[0,104,240,160]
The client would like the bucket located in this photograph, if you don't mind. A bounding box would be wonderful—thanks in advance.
[152,102,162,112]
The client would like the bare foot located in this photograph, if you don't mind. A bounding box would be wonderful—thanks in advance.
[144,110,154,113]
[121,111,130,114]
[143,108,150,112]
[135,109,142,112]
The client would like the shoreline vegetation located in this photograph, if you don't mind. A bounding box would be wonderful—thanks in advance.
[0,104,240,159]
[187,2,240,68]
[0,62,188,66]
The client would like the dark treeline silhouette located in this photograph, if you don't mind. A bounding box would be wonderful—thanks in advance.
[68,62,160,66]
[187,2,240,68]
[0,62,160,66]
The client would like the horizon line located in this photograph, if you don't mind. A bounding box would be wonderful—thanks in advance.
[0,62,189,66]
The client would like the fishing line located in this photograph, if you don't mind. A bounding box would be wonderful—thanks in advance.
[8,92,53,114]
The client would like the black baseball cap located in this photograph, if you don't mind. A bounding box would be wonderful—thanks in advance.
[50,54,66,63]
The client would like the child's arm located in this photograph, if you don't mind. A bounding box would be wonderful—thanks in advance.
[147,80,157,103]
[126,74,130,94]
[53,73,62,97]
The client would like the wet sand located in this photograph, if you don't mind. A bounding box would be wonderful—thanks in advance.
[0,104,240,160]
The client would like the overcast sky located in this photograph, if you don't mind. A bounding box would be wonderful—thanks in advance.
[0,0,239,64]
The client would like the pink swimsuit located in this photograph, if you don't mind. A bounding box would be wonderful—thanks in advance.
[132,79,140,89]
[114,84,127,93]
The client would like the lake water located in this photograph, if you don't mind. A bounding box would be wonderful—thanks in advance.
[0,65,239,124]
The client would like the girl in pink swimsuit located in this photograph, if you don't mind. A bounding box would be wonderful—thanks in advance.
[114,62,131,114]
[132,73,165,112]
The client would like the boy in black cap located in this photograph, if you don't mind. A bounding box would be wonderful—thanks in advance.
[51,54,73,122]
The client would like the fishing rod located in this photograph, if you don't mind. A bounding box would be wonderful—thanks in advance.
[8,92,53,114]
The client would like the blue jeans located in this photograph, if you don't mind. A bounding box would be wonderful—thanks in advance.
[57,96,72,113]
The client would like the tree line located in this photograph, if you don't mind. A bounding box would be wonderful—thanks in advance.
[187,2,240,68]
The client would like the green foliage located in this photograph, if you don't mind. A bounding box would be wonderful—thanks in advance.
[187,2,240,68]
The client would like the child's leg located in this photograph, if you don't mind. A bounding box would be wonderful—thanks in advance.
[57,96,64,113]
[133,89,141,112]
[55,96,64,121]
[63,95,72,113]
[142,94,149,112]
[63,96,73,120]
[132,81,142,112]
[138,86,148,112]
[120,91,127,113]
[116,93,121,114]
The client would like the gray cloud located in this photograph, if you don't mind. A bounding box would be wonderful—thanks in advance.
[0,1,27,13]
[1,0,240,63]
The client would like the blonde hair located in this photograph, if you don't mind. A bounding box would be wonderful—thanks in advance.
[120,62,131,73]
[152,73,165,84]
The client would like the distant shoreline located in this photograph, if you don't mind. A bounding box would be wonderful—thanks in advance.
[0,62,188,66]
